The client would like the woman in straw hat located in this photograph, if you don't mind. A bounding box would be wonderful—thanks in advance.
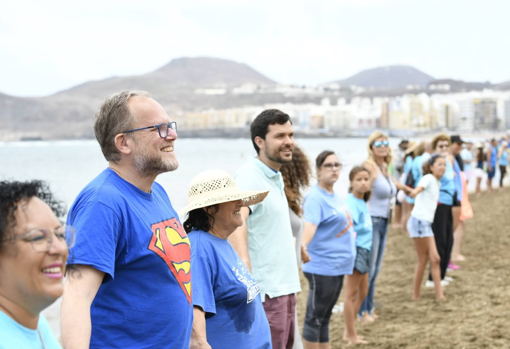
[181,169,271,349]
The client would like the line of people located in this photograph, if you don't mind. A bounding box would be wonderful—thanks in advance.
[1,89,506,349]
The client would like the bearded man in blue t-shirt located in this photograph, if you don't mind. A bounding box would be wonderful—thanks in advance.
[61,91,192,349]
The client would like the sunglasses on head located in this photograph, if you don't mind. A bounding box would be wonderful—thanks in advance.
[372,140,389,148]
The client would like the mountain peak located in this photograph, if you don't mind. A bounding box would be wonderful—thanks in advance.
[152,56,276,86]
[336,65,434,89]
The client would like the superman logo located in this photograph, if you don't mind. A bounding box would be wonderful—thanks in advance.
[148,218,192,305]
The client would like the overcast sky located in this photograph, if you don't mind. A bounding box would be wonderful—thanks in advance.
[1,0,508,97]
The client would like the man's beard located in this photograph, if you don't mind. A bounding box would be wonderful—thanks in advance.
[134,146,179,176]
[265,144,294,164]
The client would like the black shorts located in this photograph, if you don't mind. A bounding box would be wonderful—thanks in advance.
[452,191,461,207]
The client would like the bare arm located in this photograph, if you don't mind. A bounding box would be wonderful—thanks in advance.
[392,176,411,194]
[301,222,318,264]
[228,207,251,272]
[487,148,492,169]
[190,307,211,349]
[408,186,425,198]
[61,265,104,349]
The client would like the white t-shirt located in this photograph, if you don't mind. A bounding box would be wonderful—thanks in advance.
[411,174,441,223]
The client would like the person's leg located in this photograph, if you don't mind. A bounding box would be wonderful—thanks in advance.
[476,174,482,196]
[411,235,430,300]
[451,221,465,262]
[444,207,454,279]
[285,294,297,349]
[343,271,367,344]
[500,165,507,188]
[368,217,389,318]
[428,237,445,300]
[452,206,461,232]
[264,294,291,349]
[302,273,343,349]
[401,201,410,233]
[292,306,303,349]
[358,221,381,319]
[393,201,402,228]
[487,170,493,192]
[430,205,447,281]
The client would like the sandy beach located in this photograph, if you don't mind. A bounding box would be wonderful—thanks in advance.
[296,189,510,348]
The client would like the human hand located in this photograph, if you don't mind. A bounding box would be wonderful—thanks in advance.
[301,244,311,264]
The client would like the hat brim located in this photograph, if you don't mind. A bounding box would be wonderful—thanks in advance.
[179,190,269,217]
[405,142,419,155]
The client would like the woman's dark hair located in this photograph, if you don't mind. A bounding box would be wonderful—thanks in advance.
[316,150,336,168]
[423,154,445,175]
[348,166,372,202]
[183,205,219,233]
[476,147,484,162]
[281,145,312,216]
[250,109,292,154]
[0,180,65,251]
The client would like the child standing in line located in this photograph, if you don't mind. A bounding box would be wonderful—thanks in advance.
[343,166,373,345]
[407,154,447,300]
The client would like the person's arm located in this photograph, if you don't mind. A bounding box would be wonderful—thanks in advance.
[61,265,105,349]
[497,147,504,161]
[190,307,211,349]
[392,177,411,195]
[408,186,425,198]
[228,206,251,272]
[301,222,318,263]
[487,148,492,170]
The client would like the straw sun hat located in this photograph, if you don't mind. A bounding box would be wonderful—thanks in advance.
[179,169,269,216]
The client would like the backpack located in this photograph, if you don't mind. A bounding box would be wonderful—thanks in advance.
[405,170,415,188]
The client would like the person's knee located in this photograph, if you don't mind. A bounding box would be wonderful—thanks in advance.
[303,317,328,343]
[430,254,440,266]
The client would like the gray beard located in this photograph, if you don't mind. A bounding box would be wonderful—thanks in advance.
[134,149,178,177]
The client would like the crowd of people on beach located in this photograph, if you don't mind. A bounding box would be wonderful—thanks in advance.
[0,90,508,349]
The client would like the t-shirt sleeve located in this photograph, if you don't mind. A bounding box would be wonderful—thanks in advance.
[191,254,217,316]
[303,196,322,226]
[67,201,121,281]
[345,199,361,226]
[417,174,432,190]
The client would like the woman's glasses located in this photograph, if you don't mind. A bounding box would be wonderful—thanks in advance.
[323,162,342,170]
[6,226,76,253]
[372,140,389,148]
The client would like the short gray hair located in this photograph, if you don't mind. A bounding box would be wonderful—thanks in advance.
[94,90,151,162]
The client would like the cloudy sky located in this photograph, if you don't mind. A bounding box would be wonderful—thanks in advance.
[1,0,508,97]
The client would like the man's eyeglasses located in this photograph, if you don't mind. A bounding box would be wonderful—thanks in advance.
[122,122,177,138]
[323,162,342,170]
[372,140,389,148]
[3,226,76,253]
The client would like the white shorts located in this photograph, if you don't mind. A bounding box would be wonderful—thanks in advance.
[475,168,485,179]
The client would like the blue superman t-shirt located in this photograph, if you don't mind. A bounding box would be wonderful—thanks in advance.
[345,193,373,251]
[302,185,356,276]
[189,230,271,349]
[67,168,192,349]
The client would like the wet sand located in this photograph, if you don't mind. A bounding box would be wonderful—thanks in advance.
[296,189,510,348]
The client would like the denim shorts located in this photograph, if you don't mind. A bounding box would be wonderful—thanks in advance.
[487,167,496,179]
[407,216,434,238]
[354,246,370,274]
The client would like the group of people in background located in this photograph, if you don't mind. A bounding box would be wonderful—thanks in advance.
[0,89,508,349]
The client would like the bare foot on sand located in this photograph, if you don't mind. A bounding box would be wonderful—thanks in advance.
[343,331,365,341]
[435,295,447,301]
[358,313,375,323]
[345,336,369,345]
[371,311,379,319]
[451,254,466,262]
[412,295,420,301]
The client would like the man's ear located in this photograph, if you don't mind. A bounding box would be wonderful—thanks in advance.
[254,136,265,152]
[114,133,133,155]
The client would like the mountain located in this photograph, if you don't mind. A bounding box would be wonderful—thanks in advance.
[335,65,434,89]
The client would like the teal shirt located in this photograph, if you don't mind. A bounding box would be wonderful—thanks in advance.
[345,193,373,251]
[0,311,61,349]
[234,157,301,300]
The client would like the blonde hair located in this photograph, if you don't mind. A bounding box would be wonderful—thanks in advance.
[367,131,393,165]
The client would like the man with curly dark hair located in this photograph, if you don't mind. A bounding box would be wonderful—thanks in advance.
[61,91,192,349]
[0,180,71,348]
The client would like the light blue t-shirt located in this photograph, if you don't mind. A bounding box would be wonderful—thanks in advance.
[189,230,272,349]
[302,185,356,276]
[439,158,455,205]
[235,158,301,300]
[345,193,373,251]
[0,311,61,349]
[500,150,508,166]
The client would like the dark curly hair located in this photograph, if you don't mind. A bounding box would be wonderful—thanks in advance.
[0,180,65,251]
[250,109,292,154]
[281,145,312,216]
[183,205,219,234]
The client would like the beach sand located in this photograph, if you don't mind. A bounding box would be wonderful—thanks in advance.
[296,189,510,348]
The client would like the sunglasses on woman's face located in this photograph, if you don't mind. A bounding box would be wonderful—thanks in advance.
[372,140,389,148]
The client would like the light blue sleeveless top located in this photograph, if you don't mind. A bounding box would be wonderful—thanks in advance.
[500,150,508,166]
[369,169,396,218]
